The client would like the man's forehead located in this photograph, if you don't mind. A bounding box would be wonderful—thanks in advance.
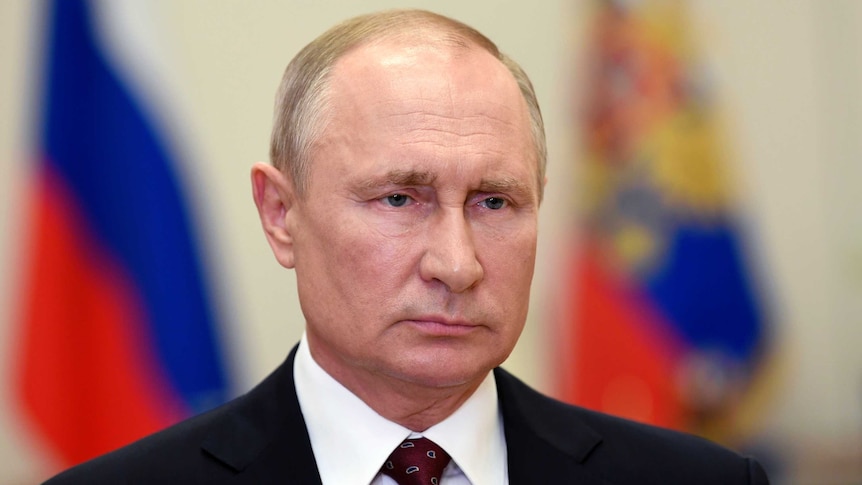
[312,35,541,201]
[328,40,522,117]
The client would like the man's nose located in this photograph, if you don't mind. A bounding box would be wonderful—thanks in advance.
[418,208,484,293]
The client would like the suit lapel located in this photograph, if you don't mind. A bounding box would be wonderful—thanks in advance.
[495,368,610,485]
[201,346,323,484]
[197,351,611,484]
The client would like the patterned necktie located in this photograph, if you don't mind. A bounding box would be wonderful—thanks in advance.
[381,437,452,485]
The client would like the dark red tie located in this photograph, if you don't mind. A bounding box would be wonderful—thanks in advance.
[381,437,452,485]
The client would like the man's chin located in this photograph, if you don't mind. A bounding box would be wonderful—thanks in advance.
[387,356,499,390]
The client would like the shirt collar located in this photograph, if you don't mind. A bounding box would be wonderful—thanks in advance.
[294,334,507,485]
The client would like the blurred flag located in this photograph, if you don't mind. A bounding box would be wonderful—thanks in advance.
[556,0,771,436]
[16,0,229,468]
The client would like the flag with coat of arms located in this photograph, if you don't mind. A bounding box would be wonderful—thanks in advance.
[556,0,772,439]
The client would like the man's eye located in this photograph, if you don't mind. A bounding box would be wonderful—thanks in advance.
[383,193,411,207]
[480,197,507,210]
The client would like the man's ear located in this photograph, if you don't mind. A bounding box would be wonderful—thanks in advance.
[251,162,298,269]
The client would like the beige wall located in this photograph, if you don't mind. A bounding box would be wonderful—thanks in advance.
[1,1,860,483]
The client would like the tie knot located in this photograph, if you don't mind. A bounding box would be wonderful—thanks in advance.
[381,437,451,485]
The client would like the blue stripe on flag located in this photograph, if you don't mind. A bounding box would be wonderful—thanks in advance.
[43,0,228,412]
[645,223,766,365]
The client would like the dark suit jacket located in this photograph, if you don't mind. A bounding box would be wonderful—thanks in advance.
[46,345,769,484]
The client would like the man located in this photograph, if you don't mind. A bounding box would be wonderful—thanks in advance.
[46,9,770,484]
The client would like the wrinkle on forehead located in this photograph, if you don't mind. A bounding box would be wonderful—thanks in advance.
[379,100,526,145]
[387,109,531,167]
[395,135,513,163]
[381,109,520,128]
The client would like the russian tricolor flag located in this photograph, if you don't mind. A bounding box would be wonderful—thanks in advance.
[16,0,229,468]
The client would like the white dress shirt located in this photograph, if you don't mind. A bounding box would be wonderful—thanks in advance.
[293,335,508,485]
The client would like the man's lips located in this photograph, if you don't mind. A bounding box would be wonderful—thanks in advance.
[399,317,479,336]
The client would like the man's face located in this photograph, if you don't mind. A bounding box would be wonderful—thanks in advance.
[289,41,540,391]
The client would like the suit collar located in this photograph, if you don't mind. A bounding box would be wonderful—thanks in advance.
[201,345,323,483]
[495,367,609,484]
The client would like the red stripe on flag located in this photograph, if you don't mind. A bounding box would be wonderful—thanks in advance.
[559,241,687,430]
[16,166,184,467]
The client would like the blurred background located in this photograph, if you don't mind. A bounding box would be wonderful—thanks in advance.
[1,0,860,483]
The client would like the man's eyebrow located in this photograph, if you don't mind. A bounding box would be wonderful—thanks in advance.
[355,170,537,201]
[357,169,437,190]
[477,177,535,200]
